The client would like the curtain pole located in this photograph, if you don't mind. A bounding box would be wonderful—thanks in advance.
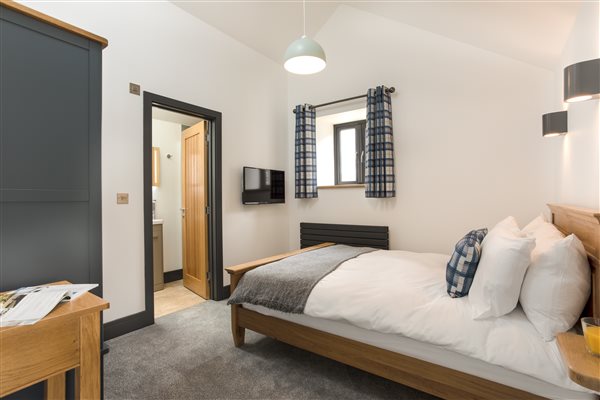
[292,87,395,114]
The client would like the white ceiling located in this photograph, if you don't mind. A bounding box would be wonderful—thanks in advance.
[172,1,581,70]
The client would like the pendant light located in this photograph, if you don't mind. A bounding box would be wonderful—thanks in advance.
[284,0,326,75]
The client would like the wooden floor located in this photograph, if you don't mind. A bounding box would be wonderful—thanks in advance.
[154,280,205,318]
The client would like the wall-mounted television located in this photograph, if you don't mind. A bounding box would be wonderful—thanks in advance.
[242,167,285,205]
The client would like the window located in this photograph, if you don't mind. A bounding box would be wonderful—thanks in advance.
[334,120,365,185]
[315,108,366,187]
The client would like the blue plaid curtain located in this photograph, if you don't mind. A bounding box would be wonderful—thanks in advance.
[295,104,318,198]
[365,86,395,198]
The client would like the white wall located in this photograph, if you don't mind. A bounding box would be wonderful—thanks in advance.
[21,1,290,322]
[152,119,183,273]
[19,1,598,323]
[552,2,600,209]
[288,6,557,254]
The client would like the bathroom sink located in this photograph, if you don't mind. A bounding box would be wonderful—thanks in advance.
[153,219,163,225]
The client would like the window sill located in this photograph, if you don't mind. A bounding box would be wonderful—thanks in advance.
[318,184,365,190]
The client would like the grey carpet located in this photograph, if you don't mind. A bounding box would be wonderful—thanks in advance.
[105,301,440,400]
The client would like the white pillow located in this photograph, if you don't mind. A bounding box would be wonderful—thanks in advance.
[522,214,548,234]
[523,214,560,236]
[519,224,590,341]
[469,217,536,319]
[479,216,521,247]
[490,216,521,235]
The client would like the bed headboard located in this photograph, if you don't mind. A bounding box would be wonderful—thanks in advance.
[300,223,389,250]
[548,204,600,318]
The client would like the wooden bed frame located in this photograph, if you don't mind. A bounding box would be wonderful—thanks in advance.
[226,204,600,400]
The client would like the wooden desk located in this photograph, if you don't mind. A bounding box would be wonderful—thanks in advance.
[0,282,109,399]
[557,332,600,392]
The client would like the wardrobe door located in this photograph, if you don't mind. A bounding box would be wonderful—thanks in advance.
[0,8,102,293]
[0,6,103,399]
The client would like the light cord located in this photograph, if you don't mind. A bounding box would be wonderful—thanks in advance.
[303,0,306,36]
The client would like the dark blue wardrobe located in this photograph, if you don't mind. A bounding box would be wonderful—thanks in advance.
[0,2,105,398]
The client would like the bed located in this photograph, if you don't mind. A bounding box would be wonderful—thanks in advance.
[225,204,600,400]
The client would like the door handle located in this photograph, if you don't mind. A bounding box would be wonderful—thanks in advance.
[181,208,186,217]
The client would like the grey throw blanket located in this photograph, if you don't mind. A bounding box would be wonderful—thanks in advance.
[228,244,376,313]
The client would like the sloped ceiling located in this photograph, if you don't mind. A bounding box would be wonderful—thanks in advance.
[172,1,338,63]
[172,1,581,70]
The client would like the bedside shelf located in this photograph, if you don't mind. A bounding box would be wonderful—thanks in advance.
[556,332,600,391]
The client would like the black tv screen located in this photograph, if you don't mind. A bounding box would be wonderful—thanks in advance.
[242,167,285,204]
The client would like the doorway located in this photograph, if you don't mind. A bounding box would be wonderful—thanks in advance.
[143,92,224,325]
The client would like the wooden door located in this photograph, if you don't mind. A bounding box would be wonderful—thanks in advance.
[181,121,209,299]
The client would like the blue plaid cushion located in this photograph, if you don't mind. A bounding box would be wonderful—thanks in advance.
[446,228,488,298]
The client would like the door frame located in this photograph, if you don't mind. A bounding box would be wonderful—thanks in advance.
[143,93,224,322]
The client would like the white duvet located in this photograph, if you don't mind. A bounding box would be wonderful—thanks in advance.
[301,249,592,393]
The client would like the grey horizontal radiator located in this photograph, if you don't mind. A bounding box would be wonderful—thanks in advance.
[300,223,389,250]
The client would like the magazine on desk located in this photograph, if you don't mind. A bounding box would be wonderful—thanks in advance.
[0,284,98,327]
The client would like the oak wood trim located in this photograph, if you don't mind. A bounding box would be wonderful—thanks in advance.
[548,203,600,261]
[44,372,66,400]
[238,307,545,400]
[0,0,108,48]
[556,332,600,392]
[548,203,600,225]
[225,242,334,277]
[0,282,107,398]
[0,317,79,395]
[75,312,101,399]
[231,304,245,347]
[0,281,109,334]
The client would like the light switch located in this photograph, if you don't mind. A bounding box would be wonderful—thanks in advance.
[117,193,129,204]
[129,83,140,95]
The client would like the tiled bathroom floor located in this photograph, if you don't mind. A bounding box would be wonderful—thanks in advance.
[154,280,205,318]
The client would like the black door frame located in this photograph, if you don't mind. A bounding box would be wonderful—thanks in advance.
[104,92,224,340]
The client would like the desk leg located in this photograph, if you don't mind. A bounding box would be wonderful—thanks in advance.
[75,312,101,400]
[45,372,66,400]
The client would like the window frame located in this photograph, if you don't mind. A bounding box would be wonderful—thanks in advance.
[333,119,366,185]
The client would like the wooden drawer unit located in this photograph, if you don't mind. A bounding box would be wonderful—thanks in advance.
[0,318,79,395]
[0,283,109,399]
[153,224,165,291]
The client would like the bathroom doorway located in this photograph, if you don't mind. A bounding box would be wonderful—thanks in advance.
[151,108,209,317]
[143,93,223,326]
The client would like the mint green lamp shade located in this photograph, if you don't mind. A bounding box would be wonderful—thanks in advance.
[284,35,326,75]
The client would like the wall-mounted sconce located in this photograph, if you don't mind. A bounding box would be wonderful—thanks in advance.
[564,58,600,103]
[542,111,568,137]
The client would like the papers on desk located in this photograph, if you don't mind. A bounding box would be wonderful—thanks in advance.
[0,284,98,327]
